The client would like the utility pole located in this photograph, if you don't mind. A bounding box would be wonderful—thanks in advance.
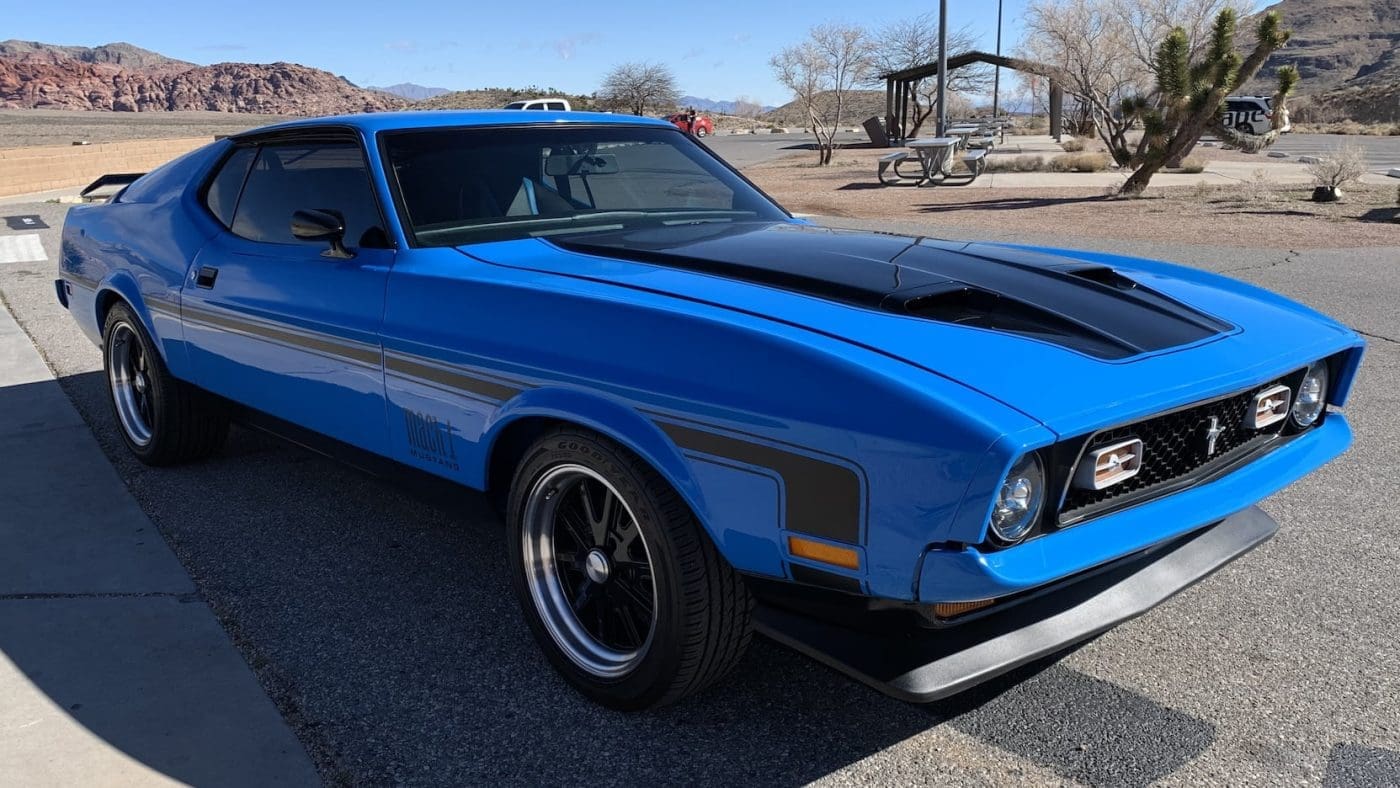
[936,0,948,136]
[992,0,1003,118]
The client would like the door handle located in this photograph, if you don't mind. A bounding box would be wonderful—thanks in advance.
[195,266,219,289]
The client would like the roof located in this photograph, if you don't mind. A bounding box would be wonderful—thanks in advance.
[879,51,1052,83]
[232,110,673,138]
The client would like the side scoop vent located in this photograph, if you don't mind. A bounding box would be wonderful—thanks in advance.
[1065,265,1139,291]
[899,285,1142,360]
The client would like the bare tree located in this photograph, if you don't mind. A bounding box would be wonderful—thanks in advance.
[598,61,680,116]
[731,96,764,119]
[1022,0,1153,162]
[869,14,991,137]
[1022,0,1258,163]
[771,23,873,165]
[1118,9,1295,195]
[1112,0,1253,73]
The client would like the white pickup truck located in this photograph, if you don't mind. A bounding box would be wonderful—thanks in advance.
[503,98,573,111]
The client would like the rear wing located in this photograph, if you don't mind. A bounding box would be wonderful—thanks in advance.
[80,172,146,203]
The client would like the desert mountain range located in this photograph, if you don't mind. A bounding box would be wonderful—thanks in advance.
[1,0,1396,121]
[1248,0,1400,121]
[0,40,406,115]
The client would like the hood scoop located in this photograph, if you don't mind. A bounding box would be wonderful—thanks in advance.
[893,282,1143,360]
[550,222,1233,361]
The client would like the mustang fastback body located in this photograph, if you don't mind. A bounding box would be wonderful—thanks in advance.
[56,111,1363,708]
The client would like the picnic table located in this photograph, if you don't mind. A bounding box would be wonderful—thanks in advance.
[877,137,988,187]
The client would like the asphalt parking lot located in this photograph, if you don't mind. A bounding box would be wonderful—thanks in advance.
[1,195,1398,786]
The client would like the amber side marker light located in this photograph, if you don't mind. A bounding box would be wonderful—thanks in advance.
[787,536,861,570]
[932,599,997,619]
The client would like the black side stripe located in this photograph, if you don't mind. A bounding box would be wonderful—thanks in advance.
[384,353,524,402]
[657,422,862,544]
[146,299,180,317]
[181,305,381,366]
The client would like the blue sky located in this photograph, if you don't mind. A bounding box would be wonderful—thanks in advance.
[8,0,1042,105]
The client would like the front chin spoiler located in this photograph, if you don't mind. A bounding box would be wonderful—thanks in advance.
[755,505,1278,703]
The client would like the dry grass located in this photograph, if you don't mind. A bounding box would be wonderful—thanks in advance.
[1176,156,1207,174]
[1048,153,1112,173]
[745,151,1400,248]
[1061,137,1088,152]
[0,108,280,148]
[1292,120,1400,136]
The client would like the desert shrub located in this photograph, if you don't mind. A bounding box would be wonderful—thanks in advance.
[1178,156,1206,174]
[1049,153,1111,173]
[1015,154,1045,172]
[1306,145,1367,189]
[984,154,1047,172]
[1237,168,1274,203]
[1061,138,1086,152]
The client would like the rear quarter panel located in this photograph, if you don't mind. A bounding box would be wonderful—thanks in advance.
[60,142,229,376]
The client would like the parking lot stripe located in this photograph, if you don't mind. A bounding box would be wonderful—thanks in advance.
[0,234,46,264]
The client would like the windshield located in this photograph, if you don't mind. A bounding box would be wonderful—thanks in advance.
[382,125,788,246]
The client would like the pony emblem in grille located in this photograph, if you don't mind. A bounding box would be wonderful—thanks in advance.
[1059,377,1294,524]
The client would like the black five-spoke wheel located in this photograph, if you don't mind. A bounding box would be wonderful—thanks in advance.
[101,302,228,465]
[523,464,657,677]
[508,428,754,709]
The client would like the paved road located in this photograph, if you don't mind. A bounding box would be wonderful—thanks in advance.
[1,199,1398,785]
[713,130,1400,175]
[704,131,869,167]
[1268,133,1400,174]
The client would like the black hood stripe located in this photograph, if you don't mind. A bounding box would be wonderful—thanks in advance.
[552,222,1230,360]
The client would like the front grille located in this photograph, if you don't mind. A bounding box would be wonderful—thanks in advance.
[1059,377,1295,523]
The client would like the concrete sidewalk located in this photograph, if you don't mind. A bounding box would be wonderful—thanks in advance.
[0,302,318,786]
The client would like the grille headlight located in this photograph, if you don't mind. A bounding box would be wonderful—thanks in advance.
[1291,361,1328,428]
[988,454,1046,545]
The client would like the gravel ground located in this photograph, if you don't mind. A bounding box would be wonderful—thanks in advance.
[1,200,1398,786]
[0,109,283,148]
[747,150,1400,249]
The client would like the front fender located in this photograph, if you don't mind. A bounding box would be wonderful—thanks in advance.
[480,386,788,576]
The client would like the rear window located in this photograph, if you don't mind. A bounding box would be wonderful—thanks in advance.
[203,146,256,228]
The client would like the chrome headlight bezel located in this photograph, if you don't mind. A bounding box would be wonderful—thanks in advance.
[987,453,1047,546]
[1291,361,1329,428]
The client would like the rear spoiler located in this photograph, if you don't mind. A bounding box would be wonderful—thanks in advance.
[80,172,146,203]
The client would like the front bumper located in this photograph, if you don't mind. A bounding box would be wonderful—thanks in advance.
[756,505,1277,703]
[917,413,1350,603]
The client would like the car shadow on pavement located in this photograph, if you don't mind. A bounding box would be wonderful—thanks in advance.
[917,195,1113,213]
[29,369,1217,786]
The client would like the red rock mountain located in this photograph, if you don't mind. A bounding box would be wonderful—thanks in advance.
[0,40,407,115]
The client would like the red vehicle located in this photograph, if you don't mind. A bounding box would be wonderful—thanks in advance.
[667,112,713,137]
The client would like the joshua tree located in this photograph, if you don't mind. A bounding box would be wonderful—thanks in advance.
[1118,9,1295,196]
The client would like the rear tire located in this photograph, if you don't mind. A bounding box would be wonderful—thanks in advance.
[102,302,228,465]
[695,127,709,138]
[506,427,753,710]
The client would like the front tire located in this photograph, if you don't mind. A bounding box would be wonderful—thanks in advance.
[695,127,709,138]
[507,427,753,709]
[102,302,228,465]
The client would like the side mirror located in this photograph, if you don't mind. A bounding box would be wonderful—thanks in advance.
[291,208,353,259]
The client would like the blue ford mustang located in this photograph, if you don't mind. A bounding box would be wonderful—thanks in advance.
[57,111,1364,709]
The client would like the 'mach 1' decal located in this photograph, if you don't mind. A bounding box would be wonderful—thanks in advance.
[403,409,460,471]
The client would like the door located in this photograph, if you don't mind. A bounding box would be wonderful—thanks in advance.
[182,138,395,455]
